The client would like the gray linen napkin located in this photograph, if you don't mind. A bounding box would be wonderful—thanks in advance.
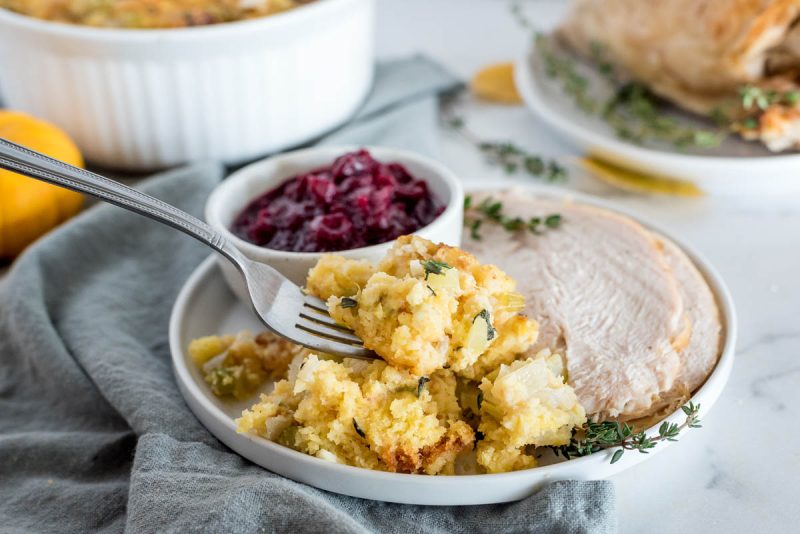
[0,57,615,534]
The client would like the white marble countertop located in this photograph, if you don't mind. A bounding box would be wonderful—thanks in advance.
[1,1,794,530]
[377,0,799,531]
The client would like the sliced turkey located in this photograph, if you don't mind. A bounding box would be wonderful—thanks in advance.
[653,233,722,396]
[462,190,686,419]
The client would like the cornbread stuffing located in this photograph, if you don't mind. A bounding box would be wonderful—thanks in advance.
[0,0,310,29]
[477,353,586,473]
[189,330,309,400]
[306,236,540,378]
[237,355,474,474]
[193,236,587,474]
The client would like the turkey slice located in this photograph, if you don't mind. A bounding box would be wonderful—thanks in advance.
[462,191,685,419]
[653,233,723,396]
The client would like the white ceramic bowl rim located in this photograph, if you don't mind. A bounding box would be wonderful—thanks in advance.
[173,183,738,485]
[206,145,464,260]
[515,44,800,166]
[0,0,354,40]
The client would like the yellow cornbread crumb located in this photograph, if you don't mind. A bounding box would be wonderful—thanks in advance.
[303,255,374,300]
[306,236,539,379]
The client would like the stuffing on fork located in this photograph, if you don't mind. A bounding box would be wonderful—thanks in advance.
[306,235,539,378]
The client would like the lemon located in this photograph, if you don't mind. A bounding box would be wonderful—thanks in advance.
[0,111,85,259]
[580,157,705,197]
[471,62,523,104]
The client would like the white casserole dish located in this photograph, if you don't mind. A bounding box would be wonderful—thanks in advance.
[0,0,375,170]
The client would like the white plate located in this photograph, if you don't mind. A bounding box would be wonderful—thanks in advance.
[169,186,737,505]
[515,37,800,195]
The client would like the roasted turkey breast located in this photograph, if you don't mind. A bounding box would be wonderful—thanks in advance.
[558,0,800,151]
[463,191,693,419]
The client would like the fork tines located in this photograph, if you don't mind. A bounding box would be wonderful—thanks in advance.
[296,296,364,347]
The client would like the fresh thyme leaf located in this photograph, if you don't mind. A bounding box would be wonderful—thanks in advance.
[422,259,452,278]
[475,309,496,340]
[353,419,366,438]
[740,85,773,111]
[545,214,562,228]
[551,403,702,464]
[742,117,759,129]
[417,376,431,397]
[502,216,525,231]
[427,285,436,296]
[447,116,465,129]
[340,297,358,309]
[464,195,473,210]
[524,156,543,175]
[477,391,484,410]
[469,219,483,240]
[482,199,504,219]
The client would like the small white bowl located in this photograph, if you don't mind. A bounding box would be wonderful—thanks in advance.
[205,145,464,299]
[0,0,374,170]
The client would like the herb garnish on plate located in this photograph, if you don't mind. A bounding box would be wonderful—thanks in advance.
[552,402,702,464]
[464,195,562,240]
[444,115,567,182]
[536,34,724,149]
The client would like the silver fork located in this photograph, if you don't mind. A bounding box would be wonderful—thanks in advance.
[0,137,376,360]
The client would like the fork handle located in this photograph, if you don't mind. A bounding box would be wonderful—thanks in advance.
[0,137,243,264]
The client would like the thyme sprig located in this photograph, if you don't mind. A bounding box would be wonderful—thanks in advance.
[603,82,723,149]
[535,34,723,149]
[464,195,561,240]
[552,402,702,464]
[539,37,597,114]
[445,116,567,182]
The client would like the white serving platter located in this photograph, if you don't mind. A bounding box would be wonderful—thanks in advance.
[515,37,800,195]
[169,186,736,505]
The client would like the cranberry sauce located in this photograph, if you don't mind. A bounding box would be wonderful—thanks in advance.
[231,149,444,252]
